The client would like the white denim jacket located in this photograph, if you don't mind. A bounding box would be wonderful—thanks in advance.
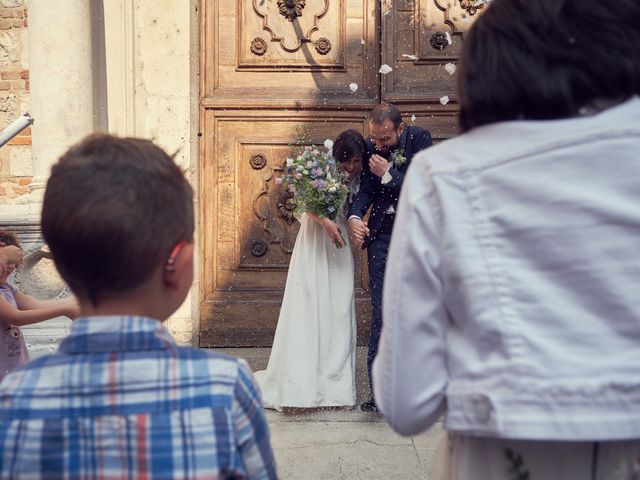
[373,96,640,440]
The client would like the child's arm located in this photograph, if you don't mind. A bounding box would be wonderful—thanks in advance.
[14,292,78,311]
[0,294,79,327]
[233,361,278,479]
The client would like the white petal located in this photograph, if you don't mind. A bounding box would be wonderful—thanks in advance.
[349,82,359,93]
[444,63,456,75]
[379,64,393,75]
[445,32,452,45]
[402,54,419,60]
[440,95,450,106]
[360,38,366,45]
[324,139,334,150]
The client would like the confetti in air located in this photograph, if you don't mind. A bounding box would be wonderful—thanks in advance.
[411,114,417,122]
[379,64,393,74]
[349,83,358,93]
[402,54,419,60]
[360,38,366,45]
[444,63,456,75]
[323,139,334,150]
[440,95,450,106]
[445,32,452,45]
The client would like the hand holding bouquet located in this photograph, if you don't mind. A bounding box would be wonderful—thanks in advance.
[278,134,350,248]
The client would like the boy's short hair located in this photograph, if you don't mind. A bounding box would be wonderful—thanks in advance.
[0,230,21,249]
[41,134,194,305]
[458,0,640,131]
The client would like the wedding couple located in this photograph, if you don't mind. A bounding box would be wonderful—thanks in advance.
[255,104,432,411]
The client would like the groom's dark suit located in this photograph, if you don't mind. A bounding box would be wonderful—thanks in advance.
[349,125,432,399]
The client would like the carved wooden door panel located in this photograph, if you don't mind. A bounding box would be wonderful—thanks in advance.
[200,0,483,347]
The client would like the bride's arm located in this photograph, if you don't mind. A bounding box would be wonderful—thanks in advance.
[307,212,345,248]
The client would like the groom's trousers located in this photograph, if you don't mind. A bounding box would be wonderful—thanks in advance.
[366,227,392,398]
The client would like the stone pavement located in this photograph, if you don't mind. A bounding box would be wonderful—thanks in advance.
[23,321,448,479]
[227,346,448,479]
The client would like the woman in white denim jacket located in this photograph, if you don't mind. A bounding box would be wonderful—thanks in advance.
[373,0,640,478]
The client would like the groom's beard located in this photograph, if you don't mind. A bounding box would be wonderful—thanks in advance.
[376,140,401,159]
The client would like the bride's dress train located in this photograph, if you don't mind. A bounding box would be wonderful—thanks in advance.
[254,213,356,410]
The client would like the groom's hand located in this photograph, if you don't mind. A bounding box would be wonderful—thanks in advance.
[348,217,370,249]
[370,154,390,178]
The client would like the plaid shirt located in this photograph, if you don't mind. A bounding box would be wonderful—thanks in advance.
[0,316,277,479]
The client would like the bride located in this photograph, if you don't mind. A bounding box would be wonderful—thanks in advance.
[255,129,365,410]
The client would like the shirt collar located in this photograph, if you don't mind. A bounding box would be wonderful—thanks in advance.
[59,315,176,354]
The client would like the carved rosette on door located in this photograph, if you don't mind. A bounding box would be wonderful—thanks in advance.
[381,0,484,103]
[277,0,306,22]
[243,0,338,68]
[246,145,298,268]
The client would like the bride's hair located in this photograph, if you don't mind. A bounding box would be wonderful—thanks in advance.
[332,129,364,163]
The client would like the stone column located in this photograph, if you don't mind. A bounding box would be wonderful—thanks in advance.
[26,0,96,215]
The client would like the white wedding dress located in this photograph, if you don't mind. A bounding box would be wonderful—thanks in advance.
[254,212,356,410]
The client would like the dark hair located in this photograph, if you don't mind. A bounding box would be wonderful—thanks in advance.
[369,103,403,129]
[458,0,640,132]
[332,129,365,163]
[0,230,21,249]
[41,134,194,305]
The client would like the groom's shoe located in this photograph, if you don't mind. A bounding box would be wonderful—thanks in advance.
[360,400,379,413]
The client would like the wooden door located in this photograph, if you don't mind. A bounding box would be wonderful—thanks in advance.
[200,0,484,347]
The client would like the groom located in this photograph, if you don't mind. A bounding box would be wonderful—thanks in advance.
[348,103,432,412]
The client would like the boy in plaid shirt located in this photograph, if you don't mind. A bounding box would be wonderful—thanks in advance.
[0,134,277,479]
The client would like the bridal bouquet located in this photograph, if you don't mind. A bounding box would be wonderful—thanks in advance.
[279,133,349,247]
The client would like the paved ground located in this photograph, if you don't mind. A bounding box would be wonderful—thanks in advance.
[23,320,448,479]
[229,347,448,479]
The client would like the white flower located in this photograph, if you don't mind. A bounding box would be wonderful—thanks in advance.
[323,139,334,150]
[349,83,358,93]
[440,95,450,106]
[286,158,294,166]
[379,64,393,75]
[391,150,407,168]
[444,63,456,75]
[329,186,336,193]
[305,161,312,168]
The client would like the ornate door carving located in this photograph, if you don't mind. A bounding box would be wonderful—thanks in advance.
[200,0,482,346]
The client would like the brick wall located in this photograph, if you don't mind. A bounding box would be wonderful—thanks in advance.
[0,0,30,204]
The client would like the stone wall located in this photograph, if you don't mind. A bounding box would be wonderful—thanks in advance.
[0,0,30,205]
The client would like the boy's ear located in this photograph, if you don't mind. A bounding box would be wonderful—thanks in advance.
[162,243,194,290]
